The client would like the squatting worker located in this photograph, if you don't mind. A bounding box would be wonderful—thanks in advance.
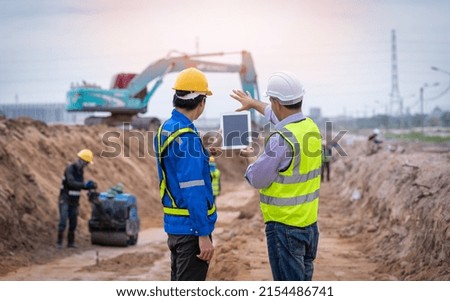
[230,71,322,281]
[154,68,217,281]
[57,149,97,248]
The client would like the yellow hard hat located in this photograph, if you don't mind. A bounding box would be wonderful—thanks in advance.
[173,68,212,96]
[77,149,94,164]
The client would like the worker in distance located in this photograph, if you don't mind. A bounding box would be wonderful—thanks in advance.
[57,149,97,248]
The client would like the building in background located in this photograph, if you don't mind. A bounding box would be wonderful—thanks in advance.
[309,107,322,122]
[194,118,220,131]
[0,103,90,124]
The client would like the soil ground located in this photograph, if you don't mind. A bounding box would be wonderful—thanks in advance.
[1,180,386,281]
[0,118,448,280]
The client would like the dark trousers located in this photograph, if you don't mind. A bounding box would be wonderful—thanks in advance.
[58,201,79,233]
[321,162,330,182]
[167,234,209,281]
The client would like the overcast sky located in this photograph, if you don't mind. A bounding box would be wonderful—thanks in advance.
[1,0,449,119]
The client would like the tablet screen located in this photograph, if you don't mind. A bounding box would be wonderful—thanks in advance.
[220,112,252,149]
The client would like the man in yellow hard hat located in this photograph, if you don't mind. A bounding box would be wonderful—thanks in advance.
[56,149,97,248]
[154,67,217,281]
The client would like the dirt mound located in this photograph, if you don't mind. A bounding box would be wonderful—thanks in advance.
[80,244,166,275]
[0,118,161,275]
[331,141,450,280]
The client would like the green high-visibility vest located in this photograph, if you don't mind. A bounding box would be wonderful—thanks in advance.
[259,118,322,227]
[211,169,221,196]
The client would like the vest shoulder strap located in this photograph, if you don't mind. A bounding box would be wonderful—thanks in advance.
[158,126,197,158]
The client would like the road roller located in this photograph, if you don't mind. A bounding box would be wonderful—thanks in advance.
[87,189,140,247]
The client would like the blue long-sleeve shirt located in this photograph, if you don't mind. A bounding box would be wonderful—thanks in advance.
[154,109,216,236]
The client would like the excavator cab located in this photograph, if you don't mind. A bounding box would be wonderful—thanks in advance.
[111,73,147,101]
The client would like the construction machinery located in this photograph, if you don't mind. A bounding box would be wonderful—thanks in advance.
[88,189,140,247]
[66,50,260,129]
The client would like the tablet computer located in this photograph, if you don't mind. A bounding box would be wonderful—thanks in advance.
[220,111,252,149]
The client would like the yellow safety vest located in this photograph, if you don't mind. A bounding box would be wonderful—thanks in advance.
[156,125,216,217]
[211,169,221,196]
[259,118,322,227]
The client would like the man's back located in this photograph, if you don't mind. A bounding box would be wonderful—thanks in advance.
[154,109,216,236]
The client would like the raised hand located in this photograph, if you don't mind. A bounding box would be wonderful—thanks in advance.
[230,90,268,115]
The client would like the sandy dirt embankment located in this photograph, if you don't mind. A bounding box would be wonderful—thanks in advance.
[1,118,448,280]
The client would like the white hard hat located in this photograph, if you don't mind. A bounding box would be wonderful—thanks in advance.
[373,128,380,135]
[265,71,305,105]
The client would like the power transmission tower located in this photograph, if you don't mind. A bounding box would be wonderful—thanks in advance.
[390,29,403,128]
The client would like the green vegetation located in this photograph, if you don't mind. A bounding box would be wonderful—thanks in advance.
[386,131,450,143]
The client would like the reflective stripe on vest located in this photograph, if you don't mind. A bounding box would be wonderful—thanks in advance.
[179,180,205,189]
[156,124,216,217]
[259,118,322,227]
[163,203,216,216]
[157,125,196,207]
[68,190,81,196]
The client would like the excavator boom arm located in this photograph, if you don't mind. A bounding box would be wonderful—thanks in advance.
[127,57,241,97]
[66,50,259,124]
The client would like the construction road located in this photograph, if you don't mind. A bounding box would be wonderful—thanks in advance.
[1,181,379,281]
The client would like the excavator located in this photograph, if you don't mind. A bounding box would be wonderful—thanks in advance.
[66,50,260,129]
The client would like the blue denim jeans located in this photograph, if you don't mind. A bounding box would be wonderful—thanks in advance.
[58,201,79,233]
[265,221,319,281]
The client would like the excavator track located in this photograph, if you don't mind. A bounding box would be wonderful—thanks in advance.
[91,231,129,247]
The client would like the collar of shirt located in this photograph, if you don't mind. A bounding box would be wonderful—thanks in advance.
[171,109,198,132]
[265,105,305,130]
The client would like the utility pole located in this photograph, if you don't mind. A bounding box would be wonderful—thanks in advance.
[420,86,424,134]
[420,81,441,134]
[195,36,199,54]
[390,30,403,129]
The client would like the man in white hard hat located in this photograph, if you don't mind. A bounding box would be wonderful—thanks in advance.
[367,128,383,155]
[230,71,322,281]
